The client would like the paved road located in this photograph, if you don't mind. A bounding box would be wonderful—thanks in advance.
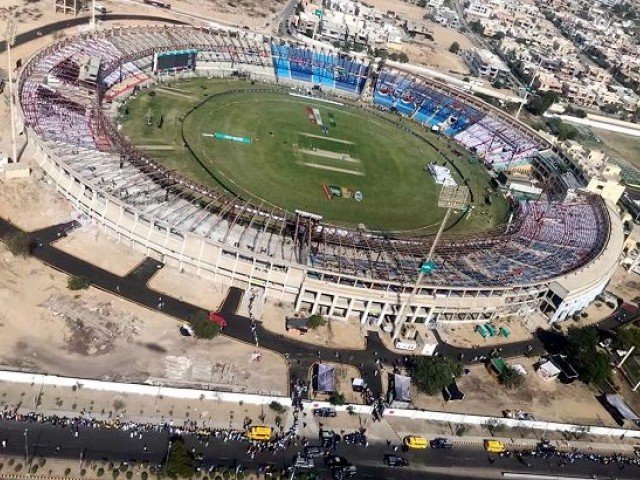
[1,420,639,479]
[0,14,186,54]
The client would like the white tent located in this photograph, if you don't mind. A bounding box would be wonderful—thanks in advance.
[536,360,561,382]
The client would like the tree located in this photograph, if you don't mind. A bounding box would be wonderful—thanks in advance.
[614,326,640,353]
[2,231,34,257]
[500,367,524,389]
[389,52,409,63]
[526,91,557,115]
[269,401,286,414]
[373,48,389,59]
[329,391,346,405]
[410,357,462,396]
[565,326,612,385]
[188,311,221,339]
[67,275,90,291]
[307,314,327,329]
[546,117,578,140]
[469,20,485,35]
[449,41,460,54]
[165,438,196,478]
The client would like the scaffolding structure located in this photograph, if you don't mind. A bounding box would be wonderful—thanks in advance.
[54,0,82,16]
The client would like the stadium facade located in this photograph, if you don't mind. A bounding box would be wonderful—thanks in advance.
[17,26,624,339]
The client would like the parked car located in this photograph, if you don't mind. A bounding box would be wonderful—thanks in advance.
[402,436,427,450]
[319,429,341,448]
[430,437,453,449]
[331,465,356,478]
[343,432,367,446]
[536,441,557,454]
[325,455,349,468]
[313,407,337,418]
[289,454,314,470]
[484,439,506,453]
[207,311,228,328]
[303,445,325,459]
[384,454,409,467]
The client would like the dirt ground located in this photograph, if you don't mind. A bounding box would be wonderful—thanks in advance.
[590,127,640,171]
[439,316,543,349]
[0,380,292,432]
[0,160,74,231]
[166,0,288,29]
[261,299,366,350]
[404,41,470,74]
[0,240,288,394]
[608,264,640,305]
[147,265,228,310]
[53,224,147,277]
[405,357,619,427]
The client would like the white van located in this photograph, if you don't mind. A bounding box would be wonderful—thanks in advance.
[394,339,417,351]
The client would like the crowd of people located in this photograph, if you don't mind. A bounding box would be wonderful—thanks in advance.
[0,404,301,457]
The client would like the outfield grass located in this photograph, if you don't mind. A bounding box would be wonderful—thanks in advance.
[120,79,508,233]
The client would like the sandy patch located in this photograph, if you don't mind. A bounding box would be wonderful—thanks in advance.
[0,161,75,231]
[404,357,618,427]
[147,265,228,311]
[53,225,147,277]
[438,316,542,349]
[0,241,287,394]
[261,299,366,350]
[404,41,471,74]
[608,264,640,305]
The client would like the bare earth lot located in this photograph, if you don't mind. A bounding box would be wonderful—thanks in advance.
[392,357,619,427]
[0,240,287,394]
[147,265,229,310]
[591,127,640,171]
[54,224,147,277]
[261,299,367,350]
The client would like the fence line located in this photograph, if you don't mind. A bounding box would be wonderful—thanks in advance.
[0,370,638,438]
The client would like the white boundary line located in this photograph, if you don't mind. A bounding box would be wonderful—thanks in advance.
[288,93,344,106]
[1,370,640,438]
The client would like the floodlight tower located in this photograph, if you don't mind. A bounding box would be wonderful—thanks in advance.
[4,17,18,163]
[392,184,469,340]
[90,0,96,30]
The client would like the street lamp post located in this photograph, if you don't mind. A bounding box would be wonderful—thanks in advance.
[23,428,28,462]
[392,185,469,341]
[3,17,18,163]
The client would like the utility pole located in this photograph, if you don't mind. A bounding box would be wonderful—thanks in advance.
[392,185,469,340]
[3,17,18,163]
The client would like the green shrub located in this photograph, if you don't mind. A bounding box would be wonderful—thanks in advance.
[67,275,91,290]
